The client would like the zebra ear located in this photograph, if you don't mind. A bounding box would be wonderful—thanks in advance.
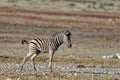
[65,31,71,36]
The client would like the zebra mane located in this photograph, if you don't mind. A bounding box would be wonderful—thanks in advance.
[52,30,71,37]
[52,31,64,37]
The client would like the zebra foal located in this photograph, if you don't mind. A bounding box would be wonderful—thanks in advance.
[20,30,72,72]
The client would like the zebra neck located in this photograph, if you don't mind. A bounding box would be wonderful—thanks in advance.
[54,36,63,47]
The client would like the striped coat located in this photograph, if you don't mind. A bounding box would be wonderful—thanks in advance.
[20,30,72,72]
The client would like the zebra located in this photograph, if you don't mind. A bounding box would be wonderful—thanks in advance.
[20,30,72,72]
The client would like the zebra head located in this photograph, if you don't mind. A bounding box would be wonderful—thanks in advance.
[63,30,72,48]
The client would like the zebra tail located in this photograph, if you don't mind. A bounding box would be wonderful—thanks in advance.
[21,40,28,45]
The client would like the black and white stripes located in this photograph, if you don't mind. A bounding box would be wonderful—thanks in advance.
[20,30,72,72]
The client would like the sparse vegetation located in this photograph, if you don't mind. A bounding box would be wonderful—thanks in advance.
[0,0,120,12]
[7,0,18,3]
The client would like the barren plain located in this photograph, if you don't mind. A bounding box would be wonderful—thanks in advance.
[0,0,120,80]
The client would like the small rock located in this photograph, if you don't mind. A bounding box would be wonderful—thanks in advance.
[17,78,21,80]
[7,78,12,80]
[74,73,78,76]
[42,72,47,75]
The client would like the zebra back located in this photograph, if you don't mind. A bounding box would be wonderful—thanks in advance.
[28,30,71,52]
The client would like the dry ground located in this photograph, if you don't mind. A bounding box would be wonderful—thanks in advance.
[0,0,120,80]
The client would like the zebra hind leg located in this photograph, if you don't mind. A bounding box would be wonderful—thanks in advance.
[20,52,32,72]
[31,50,40,71]
[31,53,38,71]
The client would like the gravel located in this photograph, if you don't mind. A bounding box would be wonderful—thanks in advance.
[0,61,120,76]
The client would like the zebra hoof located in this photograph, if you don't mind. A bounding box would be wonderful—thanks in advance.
[49,69,53,73]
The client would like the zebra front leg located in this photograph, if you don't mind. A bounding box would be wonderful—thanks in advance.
[48,50,54,72]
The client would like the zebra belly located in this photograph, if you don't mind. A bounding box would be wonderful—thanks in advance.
[39,45,49,53]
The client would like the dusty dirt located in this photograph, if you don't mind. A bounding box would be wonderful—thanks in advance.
[0,7,120,27]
